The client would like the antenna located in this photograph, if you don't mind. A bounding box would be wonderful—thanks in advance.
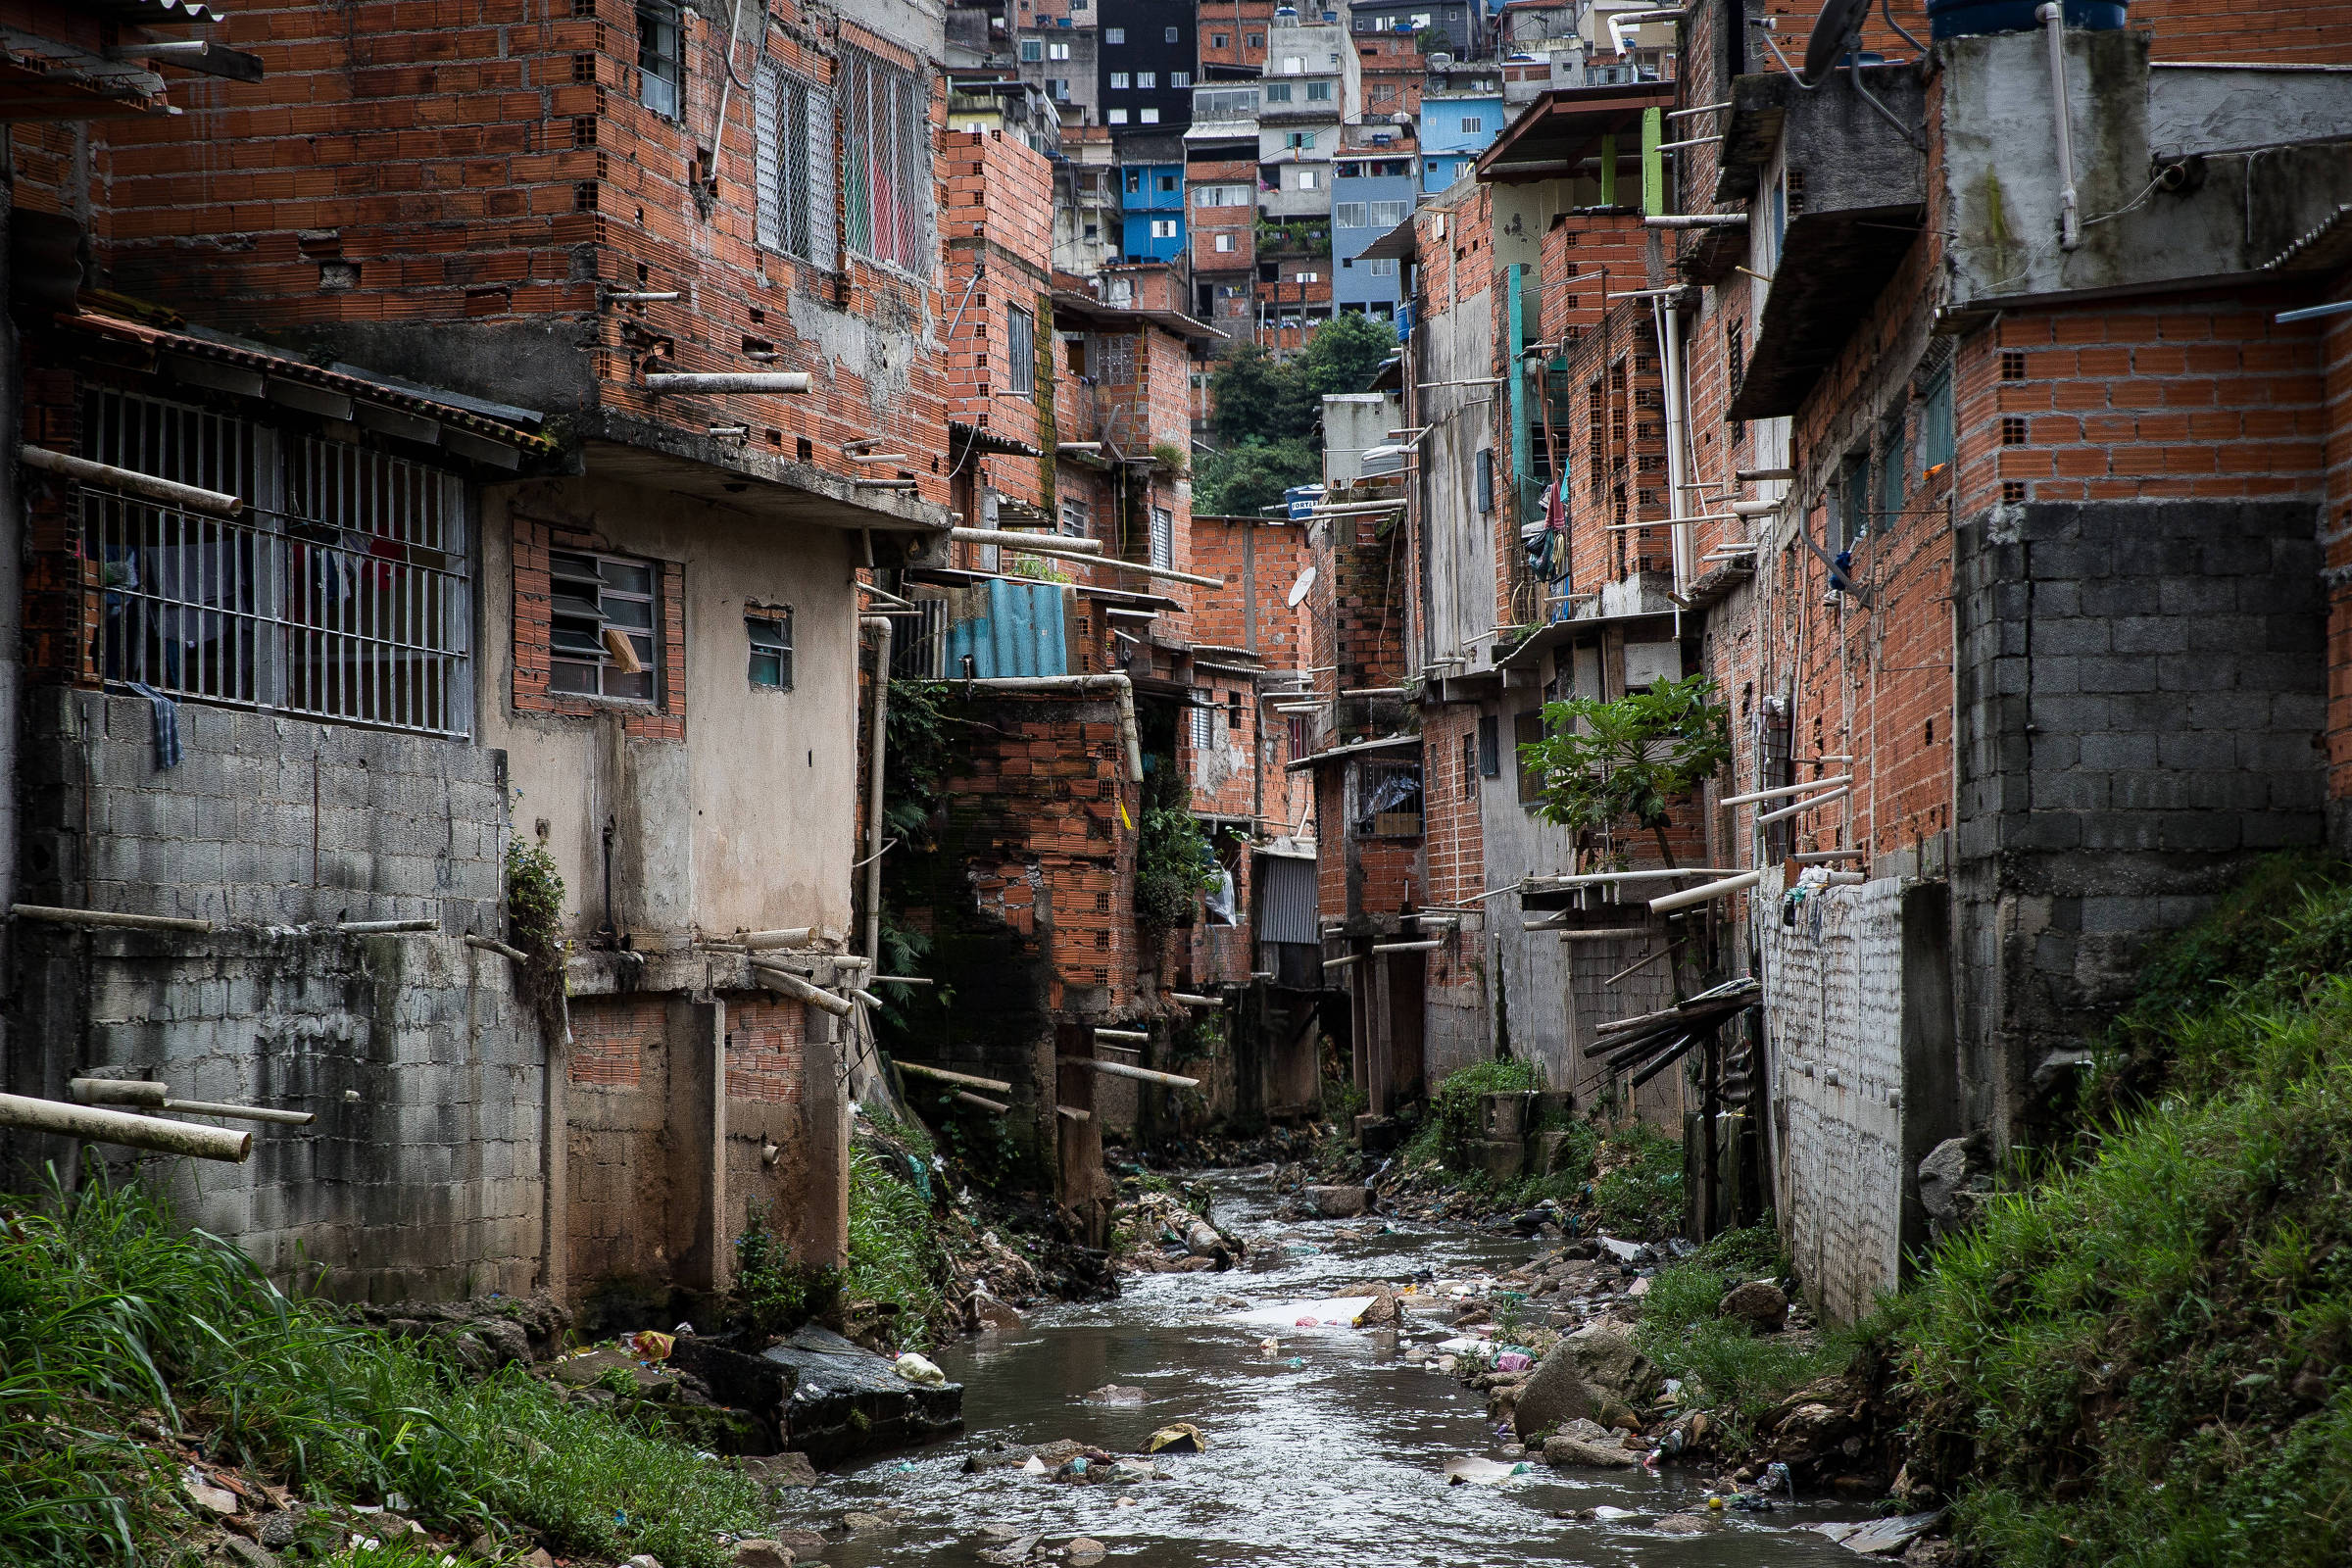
[1802,0,1872,82]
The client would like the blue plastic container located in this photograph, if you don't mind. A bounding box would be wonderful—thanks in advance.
[1925,0,2127,39]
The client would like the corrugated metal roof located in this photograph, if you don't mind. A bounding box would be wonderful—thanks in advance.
[84,0,231,23]
[941,579,1071,678]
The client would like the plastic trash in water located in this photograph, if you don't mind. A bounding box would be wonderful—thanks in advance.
[1022,1455,1049,1476]
[895,1351,948,1387]
[1288,1356,1304,1367]
[1494,1351,1532,1373]
[631,1330,675,1361]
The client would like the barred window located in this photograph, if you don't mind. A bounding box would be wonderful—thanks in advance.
[1150,506,1174,569]
[82,389,471,737]
[754,65,836,270]
[1006,304,1036,394]
[636,1,682,120]
[1192,685,1215,753]
[550,550,658,702]
[841,48,929,273]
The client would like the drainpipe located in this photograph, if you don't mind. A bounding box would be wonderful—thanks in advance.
[860,615,893,968]
[2036,4,2081,252]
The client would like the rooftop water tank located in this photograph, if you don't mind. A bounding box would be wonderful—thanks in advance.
[1925,0,2126,39]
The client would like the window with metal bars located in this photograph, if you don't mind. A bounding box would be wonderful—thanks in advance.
[636,1,682,119]
[550,550,658,702]
[754,64,836,270]
[1150,506,1174,569]
[1192,686,1215,753]
[841,47,930,273]
[81,388,472,737]
[1006,304,1036,394]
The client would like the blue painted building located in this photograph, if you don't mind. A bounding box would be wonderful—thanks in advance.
[1420,91,1502,192]
[1118,161,1186,264]
[1332,151,1416,319]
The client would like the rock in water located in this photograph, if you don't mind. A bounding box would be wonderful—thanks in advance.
[1510,1321,1654,1442]
[1718,1280,1788,1333]
[1543,1435,1641,1468]
[1306,1185,1370,1218]
[731,1543,793,1568]
[1082,1384,1148,1405]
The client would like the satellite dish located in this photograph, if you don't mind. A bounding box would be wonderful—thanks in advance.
[1286,565,1317,608]
[1803,0,1872,82]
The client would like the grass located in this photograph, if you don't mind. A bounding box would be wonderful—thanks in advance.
[0,1174,763,1568]
[1637,1224,1850,1443]
[1879,858,2352,1567]
[844,1145,950,1348]
[1592,1121,1685,1239]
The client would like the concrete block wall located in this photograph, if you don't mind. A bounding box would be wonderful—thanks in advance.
[1762,876,1908,1324]
[1953,498,2328,1137]
[9,692,539,1302]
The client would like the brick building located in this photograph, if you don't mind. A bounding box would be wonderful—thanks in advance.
[1365,0,2352,1315]
[1,0,960,1309]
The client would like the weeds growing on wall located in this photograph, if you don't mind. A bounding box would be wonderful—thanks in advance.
[1136,760,1222,933]
[0,1174,760,1568]
[504,836,570,1047]
[728,1200,841,1340]
[1401,1057,1546,1169]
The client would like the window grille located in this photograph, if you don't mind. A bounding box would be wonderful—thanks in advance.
[82,388,471,737]
[636,1,682,119]
[1150,506,1174,569]
[1093,333,1135,386]
[1192,686,1214,752]
[841,47,929,273]
[1920,363,1954,474]
[1353,760,1423,838]
[550,549,659,701]
[1006,304,1036,394]
[754,64,837,270]
[747,611,793,689]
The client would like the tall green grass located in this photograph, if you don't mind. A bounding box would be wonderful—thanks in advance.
[0,1175,760,1567]
[1884,861,2352,1566]
[1637,1223,1849,1441]
[844,1145,949,1348]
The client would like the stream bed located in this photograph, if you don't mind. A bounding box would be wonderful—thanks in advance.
[787,1169,1866,1566]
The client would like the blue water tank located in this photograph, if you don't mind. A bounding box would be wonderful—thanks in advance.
[1925,0,2127,39]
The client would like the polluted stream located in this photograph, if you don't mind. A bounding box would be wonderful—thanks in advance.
[788,1168,1861,1566]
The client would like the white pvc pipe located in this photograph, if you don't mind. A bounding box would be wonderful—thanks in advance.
[2037,4,2081,251]
[1755,787,1849,827]
[1528,867,1740,887]
[952,526,1105,556]
[13,904,213,934]
[0,1092,251,1161]
[20,446,245,517]
[752,962,856,1018]
[1058,1055,1201,1090]
[1650,869,1763,913]
[1719,774,1853,808]
[642,372,811,394]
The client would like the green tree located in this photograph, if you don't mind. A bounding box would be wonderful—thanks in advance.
[1193,435,1320,516]
[1206,343,1306,446]
[1295,311,1397,404]
[1518,672,1731,866]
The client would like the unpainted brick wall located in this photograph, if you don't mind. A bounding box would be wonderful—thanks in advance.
[564,993,674,1291]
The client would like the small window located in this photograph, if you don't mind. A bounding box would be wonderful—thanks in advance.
[1140,107,1159,122]
[1247,31,1263,47]
[1158,173,1177,192]
[1125,168,1142,192]
[1459,116,1483,133]
[1214,232,1234,252]
[1192,687,1215,753]
[1211,31,1229,47]
[1368,257,1397,277]
[1371,200,1409,226]
[1020,38,1043,61]
[1265,82,1294,103]
[1172,70,1191,86]
[636,1,683,119]
[1461,732,1477,794]
[1228,690,1245,731]
[1164,24,1181,42]
[1111,72,1131,89]
[841,48,930,272]
[1307,80,1332,101]
[1920,364,1954,474]
[551,550,660,702]
[1353,760,1423,838]
[1298,169,1317,188]
[755,66,836,270]
[1335,202,1368,227]
[1477,713,1500,777]
[1513,710,1545,803]
[747,612,793,690]
[1049,40,1071,59]
[1105,25,1124,43]
[1150,506,1174,569]
[1006,304,1036,394]
[1137,71,1155,88]
[1107,108,1128,123]
[1151,218,1177,238]
[1475,449,1494,513]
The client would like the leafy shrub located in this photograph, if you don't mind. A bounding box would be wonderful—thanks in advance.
[1403,1057,1546,1169]
[729,1200,839,1339]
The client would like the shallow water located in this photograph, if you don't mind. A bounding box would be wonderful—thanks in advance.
[794,1170,1862,1566]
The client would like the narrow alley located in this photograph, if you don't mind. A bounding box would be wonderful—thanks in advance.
[0,0,2349,1566]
